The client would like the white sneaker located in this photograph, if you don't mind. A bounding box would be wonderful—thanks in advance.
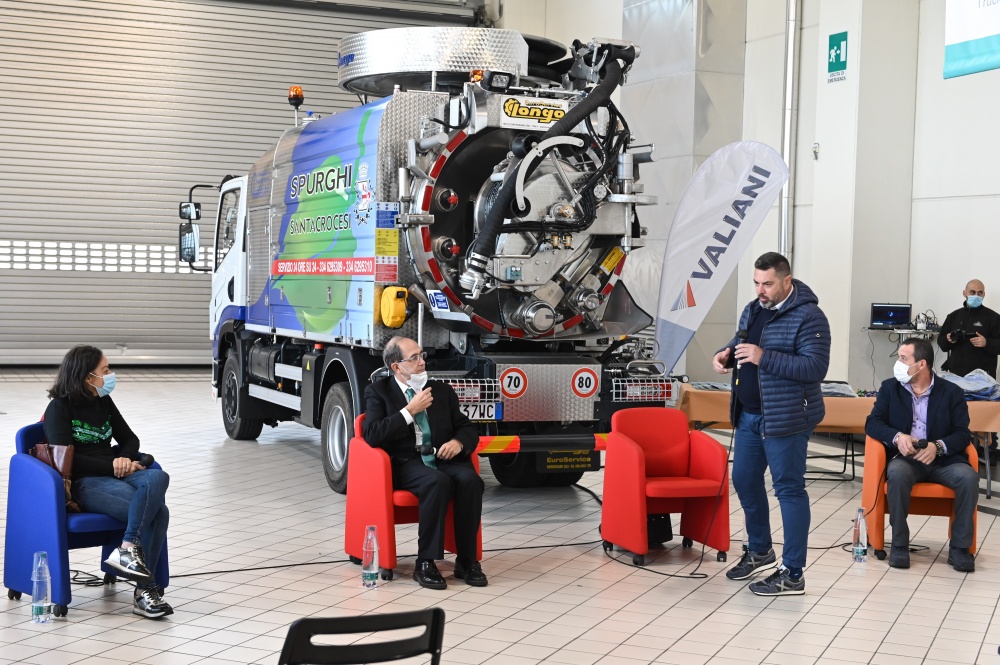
[133,585,173,619]
[104,546,152,582]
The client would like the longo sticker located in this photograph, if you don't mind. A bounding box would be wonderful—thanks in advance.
[571,367,600,398]
[500,367,528,399]
[500,96,569,131]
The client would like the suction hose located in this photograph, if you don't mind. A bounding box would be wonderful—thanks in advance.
[459,59,626,298]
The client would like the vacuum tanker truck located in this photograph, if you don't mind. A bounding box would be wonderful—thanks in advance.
[178,27,673,493]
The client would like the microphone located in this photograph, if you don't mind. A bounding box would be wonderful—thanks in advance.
[913,439,929,450]
[735,329,748,369]
[734,329,748,386]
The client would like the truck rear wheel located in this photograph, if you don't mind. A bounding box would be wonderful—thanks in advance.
[321,382,353,495]
[544,469,586,487]
[488,452,544,488]
[487,452,586,487]
[222,353,264,440]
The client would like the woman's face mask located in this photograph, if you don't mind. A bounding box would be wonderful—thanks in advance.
[90,371,116,397]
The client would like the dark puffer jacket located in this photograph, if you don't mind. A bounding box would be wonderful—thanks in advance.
[722,279,831,437]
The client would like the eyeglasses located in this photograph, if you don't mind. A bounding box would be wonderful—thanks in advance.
[399,351,427,364]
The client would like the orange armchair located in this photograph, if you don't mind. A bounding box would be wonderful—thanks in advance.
[344,415,482,578]
[862,436,978,558]
[601,407,730,565]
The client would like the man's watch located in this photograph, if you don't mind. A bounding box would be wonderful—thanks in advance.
[933,441,945,457]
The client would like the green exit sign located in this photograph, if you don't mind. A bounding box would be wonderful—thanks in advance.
[828,32,847,82]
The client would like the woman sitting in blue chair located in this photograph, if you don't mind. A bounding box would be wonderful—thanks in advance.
[43,345,172,619]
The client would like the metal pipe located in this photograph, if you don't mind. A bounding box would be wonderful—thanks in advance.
[779,0,802,265]
[417,302,425,348]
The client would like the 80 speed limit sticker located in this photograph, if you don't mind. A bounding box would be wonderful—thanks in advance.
[571,367,600,398]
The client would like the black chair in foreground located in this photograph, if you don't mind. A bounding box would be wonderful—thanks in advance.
[278,608,445,665]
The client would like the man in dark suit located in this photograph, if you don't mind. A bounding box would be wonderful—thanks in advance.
[363,336,487,589]
[865,337,978,572]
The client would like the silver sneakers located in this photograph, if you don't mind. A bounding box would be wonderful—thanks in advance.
[133,584,173,619]
[725,547,777,580]
[748,565,806,596]
[104,545,152,582]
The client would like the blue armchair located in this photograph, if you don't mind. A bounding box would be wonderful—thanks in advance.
[4,422,169,616]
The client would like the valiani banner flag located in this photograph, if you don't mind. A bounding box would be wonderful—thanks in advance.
[654,141,789,375]
[944,0,1000,78]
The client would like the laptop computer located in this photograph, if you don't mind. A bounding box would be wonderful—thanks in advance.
[870,303,912,330]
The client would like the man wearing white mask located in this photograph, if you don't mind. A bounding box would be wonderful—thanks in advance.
[363,336,486,589]
[865,338,977,572]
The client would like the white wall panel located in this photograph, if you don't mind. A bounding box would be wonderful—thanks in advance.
[0,0,465,364]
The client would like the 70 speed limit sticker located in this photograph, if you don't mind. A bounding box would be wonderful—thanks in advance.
[571,367,600,398]
[499,367,528,399]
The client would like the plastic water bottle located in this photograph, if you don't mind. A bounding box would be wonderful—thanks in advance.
[852,507,868,563]
[362,525,378,589]
[31,551,52,623]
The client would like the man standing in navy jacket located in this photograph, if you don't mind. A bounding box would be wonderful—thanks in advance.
[713,252,831,596]
[865,338,977,572]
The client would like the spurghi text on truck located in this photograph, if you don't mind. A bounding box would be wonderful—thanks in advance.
[178,27,675,494]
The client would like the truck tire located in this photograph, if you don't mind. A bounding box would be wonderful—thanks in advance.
[488,452,545,488]
[544,468,586,487]
[222,353,264,440]
[321,382,354,494]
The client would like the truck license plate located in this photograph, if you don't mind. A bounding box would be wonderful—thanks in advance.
[461,403,500,421]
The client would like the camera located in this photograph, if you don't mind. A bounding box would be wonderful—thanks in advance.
[951,329,976,341]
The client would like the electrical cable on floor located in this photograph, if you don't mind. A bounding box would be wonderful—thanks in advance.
[70,570,106,587]
[70,538,607,584]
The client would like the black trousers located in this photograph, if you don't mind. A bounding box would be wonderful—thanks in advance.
[391,457,484,562]
[887,456,979,549]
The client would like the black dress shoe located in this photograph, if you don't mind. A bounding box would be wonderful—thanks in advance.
[948,546,975,572]
[454,559,488,587]
[888,546,910,569]
[413,560,447,590]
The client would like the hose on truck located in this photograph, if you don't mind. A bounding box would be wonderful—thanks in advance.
[465,57,627,266]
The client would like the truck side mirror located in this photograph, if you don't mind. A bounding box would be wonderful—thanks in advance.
[179,201,202,220]
[178,221,201,264]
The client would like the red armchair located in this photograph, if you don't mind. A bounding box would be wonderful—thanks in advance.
[601,407,730,565]
[344,415,482,579]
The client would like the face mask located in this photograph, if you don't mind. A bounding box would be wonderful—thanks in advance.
[968,295,984,308]
[893,361,914,385]
[406,371,428,391]
[90,372,116,397]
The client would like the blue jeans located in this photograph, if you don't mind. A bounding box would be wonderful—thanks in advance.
[732,411,811,569]
[75,469,170,585]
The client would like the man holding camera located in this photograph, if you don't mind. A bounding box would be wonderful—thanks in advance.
[363,336,487,589]
[866,338,977,571]
[939,279,1000,379]
[939,279,1000,462]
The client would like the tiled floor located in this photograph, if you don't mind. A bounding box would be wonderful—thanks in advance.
[2,370,1000,664]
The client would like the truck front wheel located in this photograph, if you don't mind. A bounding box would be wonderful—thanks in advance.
[321,382,354,494]
[222,353,264,440]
